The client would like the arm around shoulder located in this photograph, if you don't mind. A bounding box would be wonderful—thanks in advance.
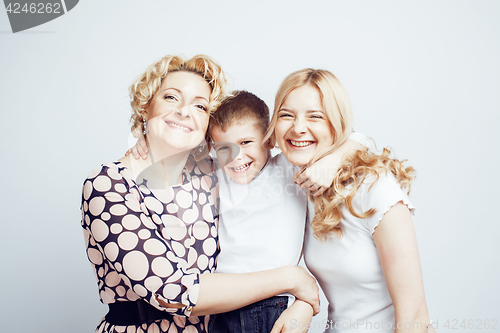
[296,139,364,195]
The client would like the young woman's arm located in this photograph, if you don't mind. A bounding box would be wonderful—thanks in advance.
[295,138,364,196]
[373,203,436,333]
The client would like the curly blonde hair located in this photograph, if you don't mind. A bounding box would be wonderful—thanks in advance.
[312,148,415,241]
[129,54,228,139]
[266,68,415,241]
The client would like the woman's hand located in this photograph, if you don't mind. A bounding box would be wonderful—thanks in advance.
[125,133,148,160]
[270,299,313,333]
[286,266,320,315]
[294,139,363,197]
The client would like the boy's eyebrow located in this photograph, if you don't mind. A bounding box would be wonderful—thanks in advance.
[213,141,233,146]
[212,136,256,145]
[239,136,256,141]
[159,87,209,102]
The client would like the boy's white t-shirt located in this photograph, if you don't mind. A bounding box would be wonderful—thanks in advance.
[215,153,307,274]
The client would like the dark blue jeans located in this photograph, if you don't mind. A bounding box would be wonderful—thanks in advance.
[209,296,289,333]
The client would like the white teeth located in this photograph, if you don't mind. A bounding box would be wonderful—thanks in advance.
[290,140,313,147]
[169,122,190,131]
[232,162,251,172]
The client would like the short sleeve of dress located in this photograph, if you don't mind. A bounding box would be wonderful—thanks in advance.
[359,173,416,235]
[81,162,204,317]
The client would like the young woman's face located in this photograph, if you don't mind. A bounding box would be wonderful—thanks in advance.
[145,71,211,153]
[275,84,334,167]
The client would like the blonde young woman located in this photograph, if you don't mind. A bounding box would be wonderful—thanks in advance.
[266,69,436,333]
[81,55,319,333]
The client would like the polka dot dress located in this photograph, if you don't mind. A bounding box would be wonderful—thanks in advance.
[81,156,219,333]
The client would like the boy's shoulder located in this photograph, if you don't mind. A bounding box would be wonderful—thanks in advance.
[269,152,295,169]
[262,153,298,180]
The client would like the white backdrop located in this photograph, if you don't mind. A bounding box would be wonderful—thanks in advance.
[1,1,499,332]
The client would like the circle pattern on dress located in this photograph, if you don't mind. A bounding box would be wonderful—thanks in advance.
[81,158,219,333]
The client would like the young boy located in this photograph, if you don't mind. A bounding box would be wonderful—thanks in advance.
[207,91,309,332]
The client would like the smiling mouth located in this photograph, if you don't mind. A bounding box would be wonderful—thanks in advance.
[166,121,192,132]
[289,140,314,147]
[229,162,252,173]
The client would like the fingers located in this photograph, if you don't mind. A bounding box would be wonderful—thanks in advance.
[296,176,320,191]
[312,186,327,197]
[128,143,148,160]
[132,146,141,160]
[137,143,148,160]
[293,167,308,186]
[124,147,145,160]
[296,179,326,198]
[304,277,320,315]
[290,266,321,316]
[294,169,329,189]
[309,281,321,316]
[311,300,320,316]
[313,301,320,316]
[297,177,312,189]
[138,139,148,159]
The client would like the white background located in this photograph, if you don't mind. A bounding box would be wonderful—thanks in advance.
[1,1,499,332]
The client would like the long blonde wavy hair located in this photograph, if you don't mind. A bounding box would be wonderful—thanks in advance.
[265,68,415,241]
[129,54,228,142]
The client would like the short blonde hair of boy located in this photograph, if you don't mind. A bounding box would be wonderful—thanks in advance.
[264,68,353,163]
[208,90,270,145]
[129,54,228,138]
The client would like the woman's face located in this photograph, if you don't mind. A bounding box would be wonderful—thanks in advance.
[275,84,334,167]
[145,71,211,154]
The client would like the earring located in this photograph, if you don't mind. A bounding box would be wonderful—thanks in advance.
[143,118,147,135]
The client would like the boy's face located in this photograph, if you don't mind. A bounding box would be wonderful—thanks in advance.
[212,120,270,185]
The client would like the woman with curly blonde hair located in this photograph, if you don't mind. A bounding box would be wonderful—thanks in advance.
[81,55,319,333]
[266,69,436,332]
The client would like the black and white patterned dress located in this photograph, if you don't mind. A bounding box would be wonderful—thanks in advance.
[81,156,219,333]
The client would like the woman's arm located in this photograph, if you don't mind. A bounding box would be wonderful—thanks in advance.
[155,267,320,317]
[373,203,435,333]
[190,267,319,316]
